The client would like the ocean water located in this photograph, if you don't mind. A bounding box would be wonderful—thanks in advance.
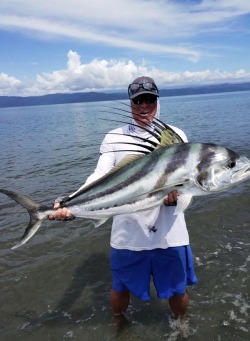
[0,91,249,340]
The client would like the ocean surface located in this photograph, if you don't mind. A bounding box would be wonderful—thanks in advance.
[0,91,249,341]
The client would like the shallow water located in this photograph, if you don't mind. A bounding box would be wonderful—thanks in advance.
[0,91,249,340]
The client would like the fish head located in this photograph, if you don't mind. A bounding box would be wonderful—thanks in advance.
[196,144,250,193]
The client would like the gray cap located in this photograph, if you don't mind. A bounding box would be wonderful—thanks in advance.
[128,76,159,99]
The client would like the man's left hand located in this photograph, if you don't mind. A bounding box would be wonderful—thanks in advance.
[163,191,178,206]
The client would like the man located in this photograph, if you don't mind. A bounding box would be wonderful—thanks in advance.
[50,76,198,321]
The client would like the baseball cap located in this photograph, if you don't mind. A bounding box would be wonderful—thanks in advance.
[128,76,159,99]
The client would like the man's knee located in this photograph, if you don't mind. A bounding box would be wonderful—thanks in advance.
[110,289,130,315]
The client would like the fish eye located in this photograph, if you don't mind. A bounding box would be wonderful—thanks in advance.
[228,161,236,168]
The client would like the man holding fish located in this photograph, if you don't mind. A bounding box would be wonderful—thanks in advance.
[49,76,198,321]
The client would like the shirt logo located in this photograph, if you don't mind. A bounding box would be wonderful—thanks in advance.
[148,226,157,233]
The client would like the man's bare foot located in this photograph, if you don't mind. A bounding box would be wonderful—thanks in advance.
[111,313,129,335]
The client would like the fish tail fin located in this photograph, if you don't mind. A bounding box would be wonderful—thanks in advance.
[0,189,47,249]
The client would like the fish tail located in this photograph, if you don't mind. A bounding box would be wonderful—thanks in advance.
[0,189,48,249]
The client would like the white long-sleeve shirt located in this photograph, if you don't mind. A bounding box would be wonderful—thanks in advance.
[79,123,190,251]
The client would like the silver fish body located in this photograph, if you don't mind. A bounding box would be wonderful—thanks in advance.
[0,142,249,249]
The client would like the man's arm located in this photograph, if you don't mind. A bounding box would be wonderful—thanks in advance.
[49,134,115,220]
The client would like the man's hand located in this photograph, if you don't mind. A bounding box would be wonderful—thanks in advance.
[48,202,73,221]
[163,191,178,206]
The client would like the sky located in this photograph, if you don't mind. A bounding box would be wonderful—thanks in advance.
[1,0,250,97]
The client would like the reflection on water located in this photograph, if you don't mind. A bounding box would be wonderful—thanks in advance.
[0,92,249,340]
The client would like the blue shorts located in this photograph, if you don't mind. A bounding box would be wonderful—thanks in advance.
[110,246,198,301]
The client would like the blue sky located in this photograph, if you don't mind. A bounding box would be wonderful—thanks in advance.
[1,0,250,96]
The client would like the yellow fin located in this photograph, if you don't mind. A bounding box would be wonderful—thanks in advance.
[156,128,184,149]
[111,154,143,171]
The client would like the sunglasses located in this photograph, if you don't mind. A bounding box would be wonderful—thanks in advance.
[128,82,159,97]
[131,94,157,105]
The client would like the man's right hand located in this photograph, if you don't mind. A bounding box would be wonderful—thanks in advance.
[163,190,178,206]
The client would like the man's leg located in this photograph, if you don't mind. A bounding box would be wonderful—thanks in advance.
[110,288,130,315]
[168,290,188,318]
[110,288,130,333]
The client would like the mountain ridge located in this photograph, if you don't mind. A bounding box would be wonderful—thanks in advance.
[1,82,250,108]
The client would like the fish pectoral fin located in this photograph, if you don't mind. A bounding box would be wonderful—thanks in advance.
[91,218,108,228]
[174,194,193,215]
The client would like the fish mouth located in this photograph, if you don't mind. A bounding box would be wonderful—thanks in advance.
[232,163,250,182]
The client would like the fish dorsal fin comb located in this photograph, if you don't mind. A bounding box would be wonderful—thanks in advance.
[156,123,184,149]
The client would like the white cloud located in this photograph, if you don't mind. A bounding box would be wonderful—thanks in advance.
[0,1,250,60]
[1,51,250,96]
[0,14,200,61]
[0,73,23,96]
[34,51,143,94]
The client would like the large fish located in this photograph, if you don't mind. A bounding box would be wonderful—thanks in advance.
[0,114,249,249]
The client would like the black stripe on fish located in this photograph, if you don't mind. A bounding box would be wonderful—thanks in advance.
[197,143,217,173]
[196,144,219,187]
[226,148,240,163]
[164,143,192,174]
[66,154,158,207]
[148,144,192,195]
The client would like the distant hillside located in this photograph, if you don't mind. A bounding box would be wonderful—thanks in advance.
[0,82,250,108]
[160,82,250,97]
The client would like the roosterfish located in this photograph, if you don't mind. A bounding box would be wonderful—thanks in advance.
[0,111,249,249]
